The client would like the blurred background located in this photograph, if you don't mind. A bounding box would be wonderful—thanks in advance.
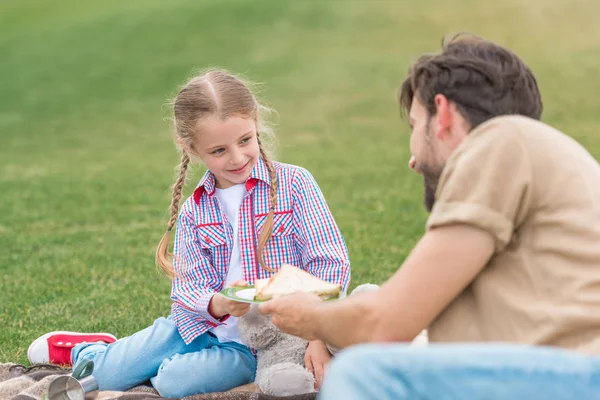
[1,0,599,363]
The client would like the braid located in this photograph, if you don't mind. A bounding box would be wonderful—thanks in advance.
[167,153,190,231]
[156,152,190,279]
[257,137,278,272]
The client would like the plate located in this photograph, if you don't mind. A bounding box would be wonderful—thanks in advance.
[219,285,341,304]
[220,286,263,304]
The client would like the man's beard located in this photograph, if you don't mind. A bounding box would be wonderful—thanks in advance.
[420,163,443,212]
[419,120,444,212]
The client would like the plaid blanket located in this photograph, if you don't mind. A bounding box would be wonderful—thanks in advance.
[0,363,317,400]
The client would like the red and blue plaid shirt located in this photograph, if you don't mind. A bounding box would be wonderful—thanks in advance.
[171,158,351,344]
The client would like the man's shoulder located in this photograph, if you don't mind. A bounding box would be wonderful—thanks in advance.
[448,116,531,168]
[470,115,555,140]
[473,115,575,146]
[457,115,573,167]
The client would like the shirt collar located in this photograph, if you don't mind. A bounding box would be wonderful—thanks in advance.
[193,157,272,204]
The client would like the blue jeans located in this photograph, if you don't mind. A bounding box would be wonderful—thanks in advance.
[72,316,256,398]
[319,343,600,400]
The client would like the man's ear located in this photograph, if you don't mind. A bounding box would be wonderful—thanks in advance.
[433,94,452,139]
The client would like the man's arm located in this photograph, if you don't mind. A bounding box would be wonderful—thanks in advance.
[260,224,494,348]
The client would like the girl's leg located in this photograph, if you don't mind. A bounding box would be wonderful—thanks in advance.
[151,336,256,398]
[319,343,600,400]
[73,316,211,391]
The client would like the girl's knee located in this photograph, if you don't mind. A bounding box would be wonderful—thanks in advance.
[153,356,195,398]
[153,351,255,396]
[153,354,226,397]
[151,316,178,337]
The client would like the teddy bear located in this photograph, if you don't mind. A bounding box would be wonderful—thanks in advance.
[237,303,315,396]
[238,283,402,396]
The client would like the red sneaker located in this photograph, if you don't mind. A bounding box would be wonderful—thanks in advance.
[27,331,117,366]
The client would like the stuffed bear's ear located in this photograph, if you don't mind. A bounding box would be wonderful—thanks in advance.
[350,283,380,296]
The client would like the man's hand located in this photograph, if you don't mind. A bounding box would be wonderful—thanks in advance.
[304,340,332,390]
[258,292,323,341]
[209,280,251,318]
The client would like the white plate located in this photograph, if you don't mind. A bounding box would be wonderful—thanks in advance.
[234,288,257,301]
[220,286,263,304]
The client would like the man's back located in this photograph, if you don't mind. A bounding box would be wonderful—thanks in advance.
[427,115,600,355]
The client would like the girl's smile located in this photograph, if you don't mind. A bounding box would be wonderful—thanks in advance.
[227,160,251,175]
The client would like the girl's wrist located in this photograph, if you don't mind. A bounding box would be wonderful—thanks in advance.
[208,294,226,318]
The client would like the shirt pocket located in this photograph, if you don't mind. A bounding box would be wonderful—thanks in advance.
[255,211,294,237]
[196,223,228,278]
[254,211,299,273]
[196,223,227,248]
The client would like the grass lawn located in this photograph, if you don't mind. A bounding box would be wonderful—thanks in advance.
[1,0,600,364]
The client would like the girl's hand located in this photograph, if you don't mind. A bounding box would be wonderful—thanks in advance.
[209,280,251,318]
[304,339,332,390]
[223,279,251,316]
[222,294,251,317]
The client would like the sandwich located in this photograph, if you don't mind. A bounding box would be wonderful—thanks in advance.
[254,263,342,301]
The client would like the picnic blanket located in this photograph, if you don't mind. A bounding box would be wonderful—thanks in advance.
[0,363,318,400]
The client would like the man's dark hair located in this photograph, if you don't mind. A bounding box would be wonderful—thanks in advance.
[399,33,543,128]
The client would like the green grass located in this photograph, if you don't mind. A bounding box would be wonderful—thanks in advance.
[1,0,600,364]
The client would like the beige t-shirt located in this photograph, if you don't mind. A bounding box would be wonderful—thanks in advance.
[427,115,600,356]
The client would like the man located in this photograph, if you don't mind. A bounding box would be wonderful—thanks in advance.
[259,34,600,399]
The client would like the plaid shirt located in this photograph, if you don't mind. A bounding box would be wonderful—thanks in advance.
[171,158,351,344]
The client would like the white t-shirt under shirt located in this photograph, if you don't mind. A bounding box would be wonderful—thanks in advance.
[210,183,246,345]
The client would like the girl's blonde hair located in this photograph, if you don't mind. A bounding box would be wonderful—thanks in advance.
[156,69,278,279]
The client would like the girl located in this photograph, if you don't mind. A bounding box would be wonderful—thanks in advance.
[27,70,351,397]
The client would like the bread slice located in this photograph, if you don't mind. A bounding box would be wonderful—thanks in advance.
[254,264,342,301]
[254,278,269,294]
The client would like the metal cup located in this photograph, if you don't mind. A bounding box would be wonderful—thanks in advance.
[47,359,98,400]
[47,375,99,400]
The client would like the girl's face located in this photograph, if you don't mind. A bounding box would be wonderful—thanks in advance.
[192,115,261,189]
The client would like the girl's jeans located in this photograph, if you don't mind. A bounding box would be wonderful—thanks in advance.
[72,316,256,398]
